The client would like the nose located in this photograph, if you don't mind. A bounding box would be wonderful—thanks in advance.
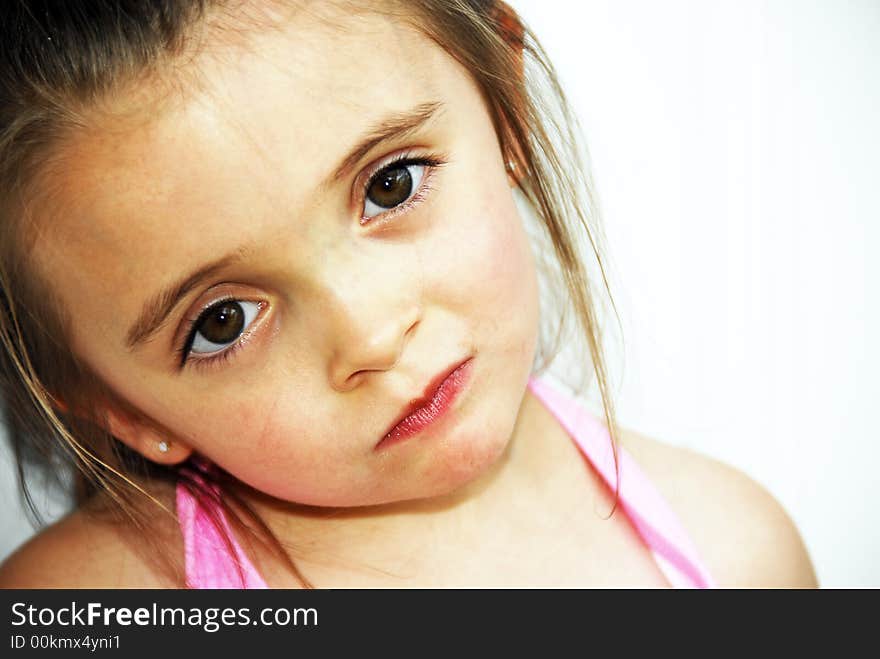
[323,266,422,392]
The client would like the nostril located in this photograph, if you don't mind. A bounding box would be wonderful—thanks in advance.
[344,370,368,390]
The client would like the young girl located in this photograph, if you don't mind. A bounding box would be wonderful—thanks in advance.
[0,0,816,588]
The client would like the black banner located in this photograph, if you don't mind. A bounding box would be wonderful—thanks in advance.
[0,588,862,653]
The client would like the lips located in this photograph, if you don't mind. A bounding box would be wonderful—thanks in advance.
[376,356,473,449]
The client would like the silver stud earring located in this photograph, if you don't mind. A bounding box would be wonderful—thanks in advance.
[157,440,169,454]
[505,160,516,172]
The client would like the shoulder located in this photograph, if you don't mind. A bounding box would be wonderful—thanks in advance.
[616,426,818,588]
[0,485,183,589]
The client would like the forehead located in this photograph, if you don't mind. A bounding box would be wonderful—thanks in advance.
[53,3,450,219]
[33,3,466,288]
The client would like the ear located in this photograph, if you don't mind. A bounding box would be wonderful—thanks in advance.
[102,405,194,466]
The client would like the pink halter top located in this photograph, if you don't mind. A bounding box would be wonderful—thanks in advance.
[176,373,717,588]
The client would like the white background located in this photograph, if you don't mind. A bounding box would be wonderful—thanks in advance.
[2,0,878,586]
[510,0,879,586]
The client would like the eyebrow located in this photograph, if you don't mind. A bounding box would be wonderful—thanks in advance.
[125,251,249,350]
[326,100,445,187]
[125,100,445,352]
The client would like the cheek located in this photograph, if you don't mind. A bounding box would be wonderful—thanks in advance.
[431,183,540,355]
[207,393,360,502]
[203,388,409,506]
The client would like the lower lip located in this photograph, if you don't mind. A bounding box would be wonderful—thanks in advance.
[375,358,473,450]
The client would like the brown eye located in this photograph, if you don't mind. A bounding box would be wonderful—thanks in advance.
[363,160,427,220]
[367,166,412,208]
[190,300,260,355]
[200,302,243,342]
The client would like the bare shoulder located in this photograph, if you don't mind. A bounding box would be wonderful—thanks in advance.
[617,426,818,588]
[0,486,183,589]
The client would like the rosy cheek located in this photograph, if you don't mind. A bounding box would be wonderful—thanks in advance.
[464,200,537,328]
[227,392,355,487]
[484,213,531,297]
[425,194,523,300]
[197,394,296,474]
[245,399,311,464]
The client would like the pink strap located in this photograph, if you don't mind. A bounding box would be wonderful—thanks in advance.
[526,374,717,588]
[176,462,268,589]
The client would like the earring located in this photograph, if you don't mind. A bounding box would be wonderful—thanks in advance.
[157,440,170,454]
[505,160,517,172]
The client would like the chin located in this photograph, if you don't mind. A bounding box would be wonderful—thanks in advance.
[417,423,514,498]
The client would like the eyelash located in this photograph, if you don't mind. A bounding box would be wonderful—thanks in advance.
[175,150,447,371]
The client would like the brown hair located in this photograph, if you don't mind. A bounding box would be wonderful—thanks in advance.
[0,0,620,587]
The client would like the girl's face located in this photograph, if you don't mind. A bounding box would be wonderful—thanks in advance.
[33,5,540,506]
